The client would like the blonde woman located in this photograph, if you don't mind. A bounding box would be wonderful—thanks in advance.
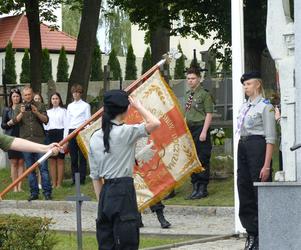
[237,71,276,250]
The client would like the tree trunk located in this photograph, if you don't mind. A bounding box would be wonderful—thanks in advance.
[150,26,170,82]
[25,0,42,93]
[66,0,102,104]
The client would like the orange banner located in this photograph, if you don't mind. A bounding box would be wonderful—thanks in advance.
[77,70,203,211]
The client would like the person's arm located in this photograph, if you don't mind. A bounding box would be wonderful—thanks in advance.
[31,104,48,124]
[92,179,103,201]
[259,143,274,182]
[129,96,161,133]
[259,104,276,182]
[1,108,11,130]
[13,104,24,124]
[199,113,212,141]
[10,138,61,154]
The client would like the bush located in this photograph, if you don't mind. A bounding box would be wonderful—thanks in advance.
[4,41,17,84]
[141,47,152,75]
[56,46,69,82]
[20,49,31,83]
[108,49,122,80]
[125,44,137,80]
[90,43,103,81]
[42,48,52,83]
[0,214,57,250]
[174,43,186,79]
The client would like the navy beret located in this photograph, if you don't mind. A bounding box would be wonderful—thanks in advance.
[240,71,261,84]
[104,90,129,108]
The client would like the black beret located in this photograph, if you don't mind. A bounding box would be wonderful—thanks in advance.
[240,71,261,84]
[104,89,129,108]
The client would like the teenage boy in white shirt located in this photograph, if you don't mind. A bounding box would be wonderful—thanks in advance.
[65,84,91,185]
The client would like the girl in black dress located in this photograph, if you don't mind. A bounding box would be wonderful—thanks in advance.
[1,88,24,192]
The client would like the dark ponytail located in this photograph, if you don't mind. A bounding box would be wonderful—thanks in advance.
[102,111,113,153]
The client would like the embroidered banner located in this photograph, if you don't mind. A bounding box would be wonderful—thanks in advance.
[77,70,203,211]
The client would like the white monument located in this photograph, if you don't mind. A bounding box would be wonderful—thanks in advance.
[266,0,295,181]
[255,1,301,249]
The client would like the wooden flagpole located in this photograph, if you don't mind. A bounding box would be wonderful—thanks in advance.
[0,59,167,200]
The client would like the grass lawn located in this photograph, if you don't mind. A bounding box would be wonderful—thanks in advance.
[0,143,280,206]
[0,167,234,206]
[53,232,197,250]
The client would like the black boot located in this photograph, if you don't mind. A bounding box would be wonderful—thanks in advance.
[192,184,208,199]
[138,213,144,228]
[164,190,176,200]
[156,210,171,229]
[244,235,256,250]
[185,182,200,200]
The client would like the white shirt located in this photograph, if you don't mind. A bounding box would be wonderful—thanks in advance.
[44,106,67,131]
[64,99,91,138]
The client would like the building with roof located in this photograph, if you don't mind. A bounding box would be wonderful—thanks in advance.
[0,14,77,85]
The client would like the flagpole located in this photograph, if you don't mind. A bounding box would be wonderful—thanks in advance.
[232,0,245,233]
[0,58,168,200]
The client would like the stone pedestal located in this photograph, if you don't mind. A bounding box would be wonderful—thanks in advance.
[255,182,301,250]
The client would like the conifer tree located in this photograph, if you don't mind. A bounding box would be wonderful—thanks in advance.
[4,41,17,84]
[41,48,52,82]
[108,49,122,81]
[141,47,152,75]
[125,44,137,80]
[20,49,31,83]
[57,46,69,82]
[174,44,186,79]
[90,43,103,81]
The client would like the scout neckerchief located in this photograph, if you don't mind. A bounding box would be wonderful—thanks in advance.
[236,103,252,135]
[185,91,195,111]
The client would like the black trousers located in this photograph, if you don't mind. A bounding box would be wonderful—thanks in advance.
[189,125,212,185]
[150,202,164,213]
[96,177,139,250]
[237,136,272,236]
[69,129,87,183]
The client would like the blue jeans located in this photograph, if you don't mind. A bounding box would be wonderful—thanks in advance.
[23,152,52,196]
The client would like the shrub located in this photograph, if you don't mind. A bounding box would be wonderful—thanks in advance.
[125,44,137,80]
[20,49,31,83]
[90,43,103,81]
[141,47,152,75]
[42,48,52,83]
[56,46,69,82]
[108,49,122,80]
[4,41,17,84]
[174,43,186,79]
[0,214,57,250]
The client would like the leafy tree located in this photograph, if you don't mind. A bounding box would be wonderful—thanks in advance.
[0,0,62,92]
[67,0,102,103]
[174,44,186,79]
[141,47,152,75]
[90,42,103,81]
[108,49,122,80]
[4,41,16,85]
[100,6,131,56]
[125,44,137,80]
[41,48,52,82]
[57,46,69,82]
[62,3,81,37]
[20,49,31,83]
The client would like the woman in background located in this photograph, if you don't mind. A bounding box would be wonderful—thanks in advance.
[45,92,66,188]
[1,88,24,192]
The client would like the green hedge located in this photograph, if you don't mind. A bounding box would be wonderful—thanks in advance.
[0,214,57,250]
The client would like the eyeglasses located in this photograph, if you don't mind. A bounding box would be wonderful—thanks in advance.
[10,88,21,93]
